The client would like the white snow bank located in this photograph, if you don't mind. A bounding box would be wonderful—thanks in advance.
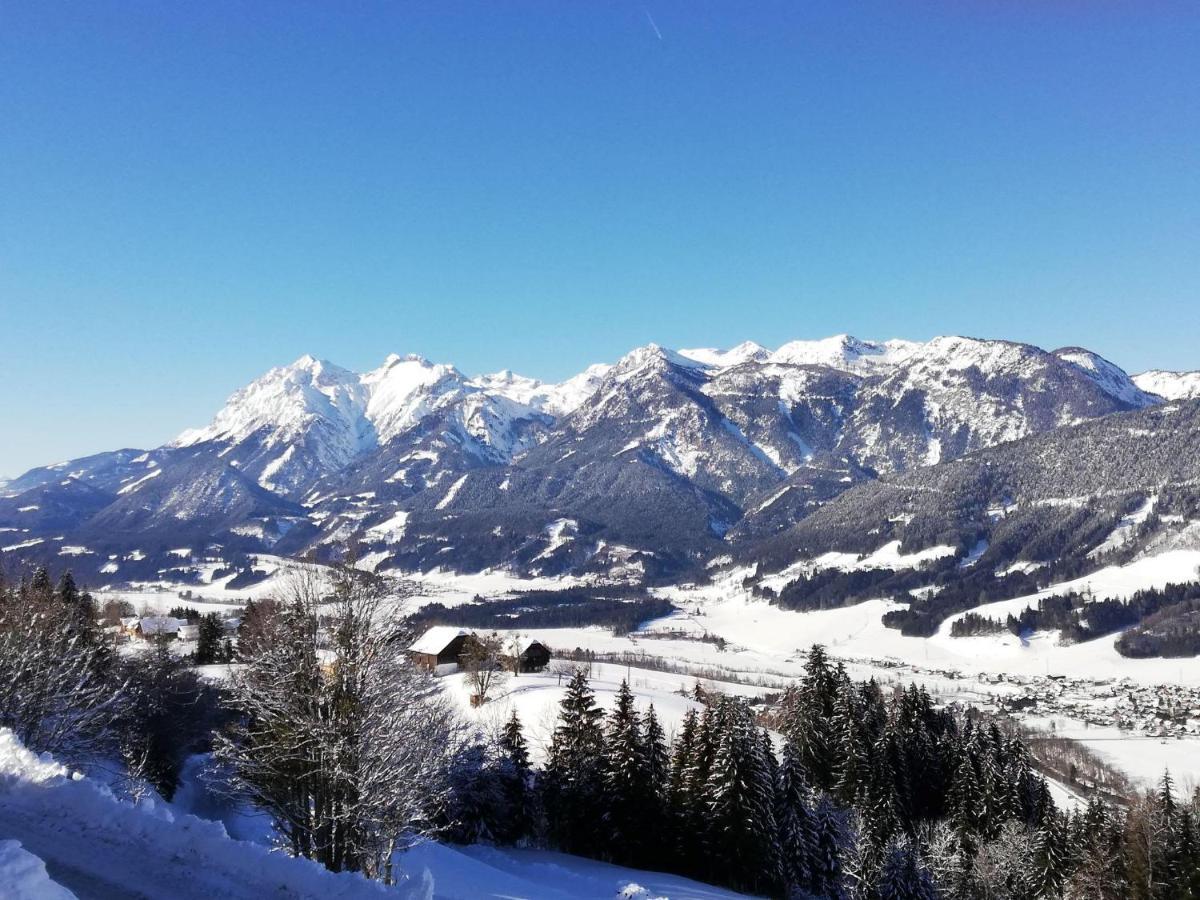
[0,729,393,899]
[0,840,76,900]
[402,840,752,900]
[0,728,749,900]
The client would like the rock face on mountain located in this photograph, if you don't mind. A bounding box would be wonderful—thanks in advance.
[0,334,1168,583]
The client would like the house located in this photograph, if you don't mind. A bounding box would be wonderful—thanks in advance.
[118,616,141,637]
[136,616,181,641]
[177,623,200,642]
[407,627,477,674]
[507,639,551,673]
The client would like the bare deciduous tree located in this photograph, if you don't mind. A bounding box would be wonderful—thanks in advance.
[505,632,527,677]
[463,630,507,705]
[214,564,462,882]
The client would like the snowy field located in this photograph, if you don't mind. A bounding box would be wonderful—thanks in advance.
[442,661,768,762]
[92,543,1200,791]
[412,549,1200,789]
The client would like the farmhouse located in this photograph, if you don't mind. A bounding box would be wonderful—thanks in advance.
[136,616,181,641]
[508,638,551,673]
[407,626,477,673]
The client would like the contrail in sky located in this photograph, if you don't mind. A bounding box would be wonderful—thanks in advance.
[644,9,663,41]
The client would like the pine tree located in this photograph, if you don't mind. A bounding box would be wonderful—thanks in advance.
[702,698,781,894]
[790,645,840,792]
[195,612,225,665]
[56,571,80,606]
[777,740,819,896]
[543,668,606,855]
[604,680,649,864]
[811,795,849,900]
[1030,811,1069,899]
[876,840,938,900]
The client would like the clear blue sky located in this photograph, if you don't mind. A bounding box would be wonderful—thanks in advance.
[2,2,1198,476]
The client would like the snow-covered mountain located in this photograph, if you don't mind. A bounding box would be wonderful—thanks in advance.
[0,334,1174,582]
[171,353,565,498]
[1133,369,1200,401]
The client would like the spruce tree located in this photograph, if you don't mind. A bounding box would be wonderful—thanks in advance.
[876,840,938,900]
[29,567,53,600]
[702,698,781,894]
[501,708,530,773]
[811,795,849,900]
[668,706,700,869]
[604,680,649,864]
[669,706,696,807]
[642,703,670,838]
[792,645,839,791]
[834,685,871,808]
[950,752,981,855]
[643,704,668,782]
[777,740,819,896]
[1030,812,1069,899]
[1066,798,1126,900]
[56,571,80,606]
[499,709,535,845]
[195,612,225,665]
[677,699,720,874]
[543,668,606,855]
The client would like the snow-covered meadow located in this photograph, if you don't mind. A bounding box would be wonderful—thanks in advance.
[89,536,1200,797]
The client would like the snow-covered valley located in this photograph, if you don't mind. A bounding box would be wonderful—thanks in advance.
[6,335,1200,899]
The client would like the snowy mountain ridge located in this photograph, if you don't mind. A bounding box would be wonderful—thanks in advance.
[1133,369,1200,401]
[169,333,1163,488]
[2,332,1195,584]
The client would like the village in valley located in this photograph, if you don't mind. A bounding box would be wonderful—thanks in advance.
[96,564,1200,793]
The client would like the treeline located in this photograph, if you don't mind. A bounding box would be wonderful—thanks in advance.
[445,647,1062,897]
[950,611,1010,637]
[446,645,1200,898]
[768,564,950,612]
[946,582,1200,656]
[410,589,674,635]
[882,568,1043,637]
[1118,597,1200,658]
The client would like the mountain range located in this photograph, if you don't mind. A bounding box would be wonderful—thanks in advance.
[3,334,1200,595]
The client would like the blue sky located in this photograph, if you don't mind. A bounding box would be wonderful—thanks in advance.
[1,2,1198,476]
